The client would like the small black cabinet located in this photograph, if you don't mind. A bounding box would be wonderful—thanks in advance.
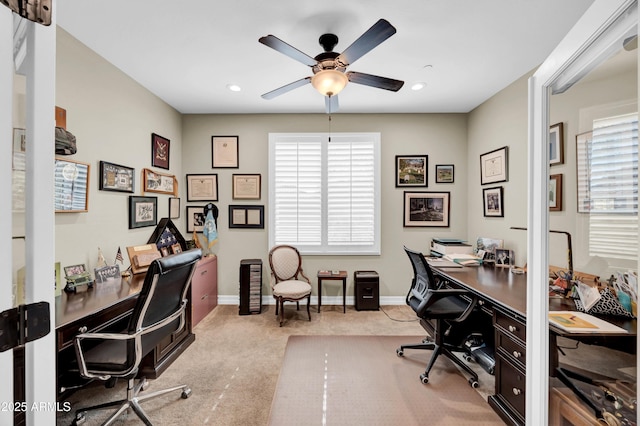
[354,270,379,311]
[239,259,262,315]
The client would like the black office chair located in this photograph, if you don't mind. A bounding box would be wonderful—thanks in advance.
[71,248,202,425]
[396,246,480,387]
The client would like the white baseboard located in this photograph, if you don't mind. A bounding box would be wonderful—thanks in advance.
[217,295,406,306]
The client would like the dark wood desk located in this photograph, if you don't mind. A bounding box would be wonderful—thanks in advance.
[55,274,195,397]
[432,265,636,426]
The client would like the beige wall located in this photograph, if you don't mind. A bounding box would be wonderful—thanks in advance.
[467,54,637,277]
[467,70,533,267]
[182,113,468,299]
[44,27,635,304]
[52,28,183,273]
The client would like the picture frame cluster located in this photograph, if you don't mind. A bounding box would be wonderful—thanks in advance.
[396,155,455,227]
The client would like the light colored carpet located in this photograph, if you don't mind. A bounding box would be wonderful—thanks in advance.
[57,303,635,425]
[268,335,502,426]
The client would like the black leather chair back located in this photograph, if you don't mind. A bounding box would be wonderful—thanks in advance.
[130,248,202,354]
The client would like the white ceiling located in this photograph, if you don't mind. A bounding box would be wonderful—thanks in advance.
[56,0,595,115]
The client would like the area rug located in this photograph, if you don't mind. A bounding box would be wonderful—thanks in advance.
[268,335,503,426]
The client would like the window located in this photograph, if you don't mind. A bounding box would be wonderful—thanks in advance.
[268,133,380,255]
[577,112,638,260]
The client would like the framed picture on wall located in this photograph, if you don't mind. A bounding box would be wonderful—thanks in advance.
[151,133,170,170]
[232,174,261,199]
[549,123,564,166]
[395,155,428,187]
[186,205,206,233]
[403,191,450,227]
[169,197,180,219]
[480,146,508,185]
[143,169,176,195]
[435,164,454,183]
[55,158,90,213]
[482,186,504,217]
[549,174,563,211]
[229,205,264,229]
[128,196,158,229]
[186,174,218,201]
[212,136,239,168]
[99,161,134,193]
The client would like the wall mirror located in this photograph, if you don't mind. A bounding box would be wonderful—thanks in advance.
[529,1,638,424]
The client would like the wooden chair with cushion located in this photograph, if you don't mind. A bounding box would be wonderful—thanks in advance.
[268,245,312,326]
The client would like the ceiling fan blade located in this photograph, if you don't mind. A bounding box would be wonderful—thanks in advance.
[336,19,396,67]
[259,35,317,67]
[325,95,339,114]
[261,77,312,100]
[347,71,404,92]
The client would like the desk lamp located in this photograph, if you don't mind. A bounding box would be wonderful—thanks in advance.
[510,226,573,280]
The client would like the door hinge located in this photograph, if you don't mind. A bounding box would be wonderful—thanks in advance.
[0,302,50,352]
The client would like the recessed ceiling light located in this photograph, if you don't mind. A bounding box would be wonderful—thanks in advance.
[411,82,426,91]
[227,84,241,92]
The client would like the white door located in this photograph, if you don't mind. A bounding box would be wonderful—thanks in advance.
[1,6,57,425]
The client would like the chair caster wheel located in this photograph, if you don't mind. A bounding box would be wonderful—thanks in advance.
[420,374,429,384]
[141,379,149,391]
[181,387,192,399]
[463,354,473,362]
[396,348,404,357]
[469,379,479,388]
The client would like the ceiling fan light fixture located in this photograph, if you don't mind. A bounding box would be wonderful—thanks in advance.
[311,69,348,97]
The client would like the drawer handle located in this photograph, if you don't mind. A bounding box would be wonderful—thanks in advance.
[78,326,88,334]
[512,387,522,396]
[200,270,208,276]
[508,325,518,333]
[512,351,522,358]
[201,294,208,300]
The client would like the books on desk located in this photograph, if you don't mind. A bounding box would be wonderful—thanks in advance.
[549,311,628,334]
[426,257,463,268]
[443,253,483,266]
[430,238,474,257]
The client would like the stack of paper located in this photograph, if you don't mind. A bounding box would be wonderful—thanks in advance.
[549,311,627,333]
[443,253,482,266]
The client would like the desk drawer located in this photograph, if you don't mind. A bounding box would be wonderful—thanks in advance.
[57,300,135,351]
[495,353,526,421]
[494,310,526,342]
[496,331,526,368]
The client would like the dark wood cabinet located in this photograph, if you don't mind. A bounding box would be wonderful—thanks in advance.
[489,309,526,425]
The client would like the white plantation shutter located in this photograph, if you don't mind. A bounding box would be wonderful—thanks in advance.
[580,113,638,260]
[269,133,380,255]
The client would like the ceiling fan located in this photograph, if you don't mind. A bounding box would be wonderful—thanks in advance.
[259,19,404,113]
